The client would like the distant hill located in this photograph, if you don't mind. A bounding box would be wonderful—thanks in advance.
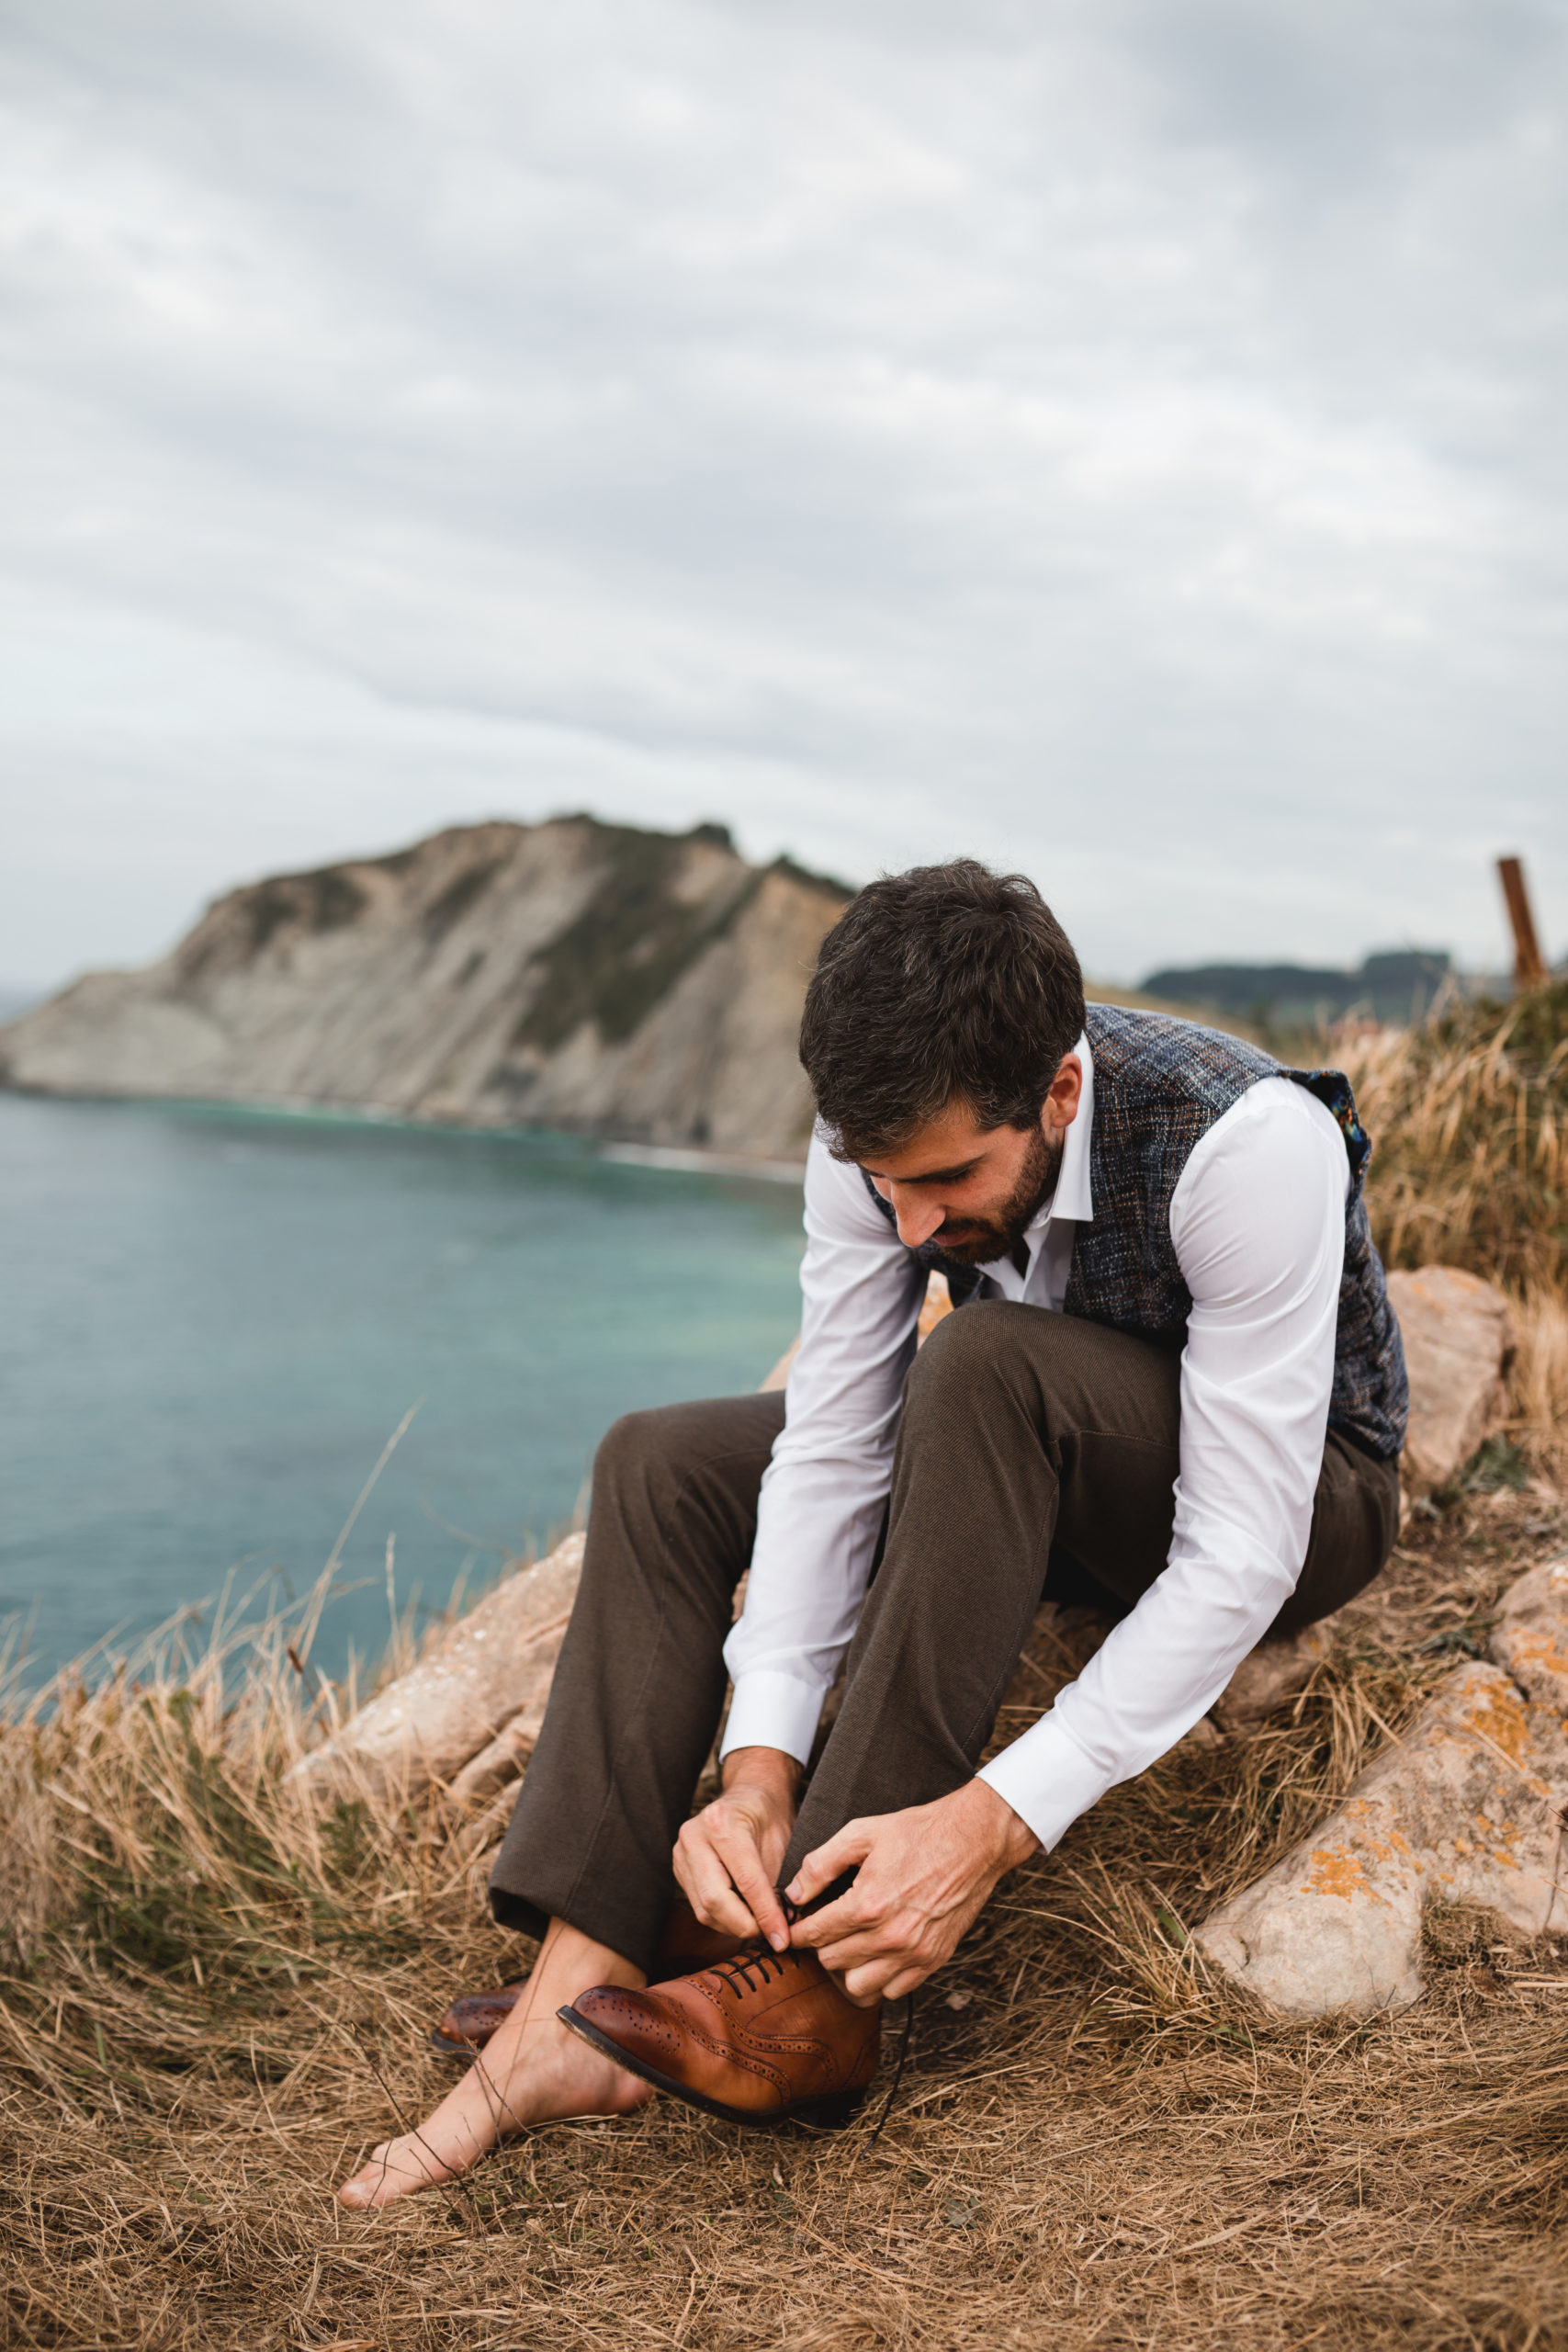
[1139,949,1452,1030]
[0,818,852,1160]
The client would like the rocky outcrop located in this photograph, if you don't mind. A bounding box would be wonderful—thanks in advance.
[1196,1646,1568,2016]
[1195,1281,1550,2019]
[1386,1265,1517,1492]
[1490,1554,1568,1713]
[290,1535,586,1801]
[0,818,850,1160]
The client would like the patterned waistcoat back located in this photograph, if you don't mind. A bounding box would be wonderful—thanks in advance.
[866,1001,1409,1461]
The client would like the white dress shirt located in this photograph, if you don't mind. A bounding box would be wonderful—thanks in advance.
[720,1031,1350,1852]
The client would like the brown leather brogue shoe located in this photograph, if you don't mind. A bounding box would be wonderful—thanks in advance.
[428,1899,748,2064]
[558,1940,881,2127]
[429,1982,527,2062]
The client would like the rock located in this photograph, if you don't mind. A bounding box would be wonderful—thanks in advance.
[1196,1656,1568,2017]
[289,1533,584,1798]
[1490,1552,1568,1714]
[447,1710,547,1809]
[918,1272,954,1340]
[1214,1625,1330,1731]
[0,816,849,1161]
[1386,1265,1516,1491]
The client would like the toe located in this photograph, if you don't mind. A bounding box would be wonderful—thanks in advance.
[337,2137,447,2210]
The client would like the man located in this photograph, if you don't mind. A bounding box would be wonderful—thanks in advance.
[339,861,1404,2208]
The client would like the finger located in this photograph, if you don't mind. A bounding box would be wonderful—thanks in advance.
[709,1824,790,1951]
[788,1886,876,1951]
[674,1826,763,1939]
[812,1928,888,1977]
[845,1953,927,2004]
[784,1820,874,1907]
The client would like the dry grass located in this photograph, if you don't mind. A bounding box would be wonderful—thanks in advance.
[5,985,1568,2349]
[1341,979,1568,1295]
[5,1491,1568,2352]
[1338,977,1568,1478]
[1511,1283,1568,1483]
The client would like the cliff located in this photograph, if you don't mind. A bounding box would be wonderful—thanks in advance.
[0,817,852,1159]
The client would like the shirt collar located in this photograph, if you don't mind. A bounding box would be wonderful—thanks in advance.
[1050,1031,1094,1226]
[1019,1030,1093,1237]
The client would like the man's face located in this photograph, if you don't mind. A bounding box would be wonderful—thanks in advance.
[861,1054,1083,1267]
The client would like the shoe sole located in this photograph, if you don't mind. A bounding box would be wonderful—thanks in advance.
[427,1978,532,2066]
[428,2029,484,2065]
[556,2004,869,2131]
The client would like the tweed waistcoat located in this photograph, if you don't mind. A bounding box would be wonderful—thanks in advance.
[863,1001,1409,1462]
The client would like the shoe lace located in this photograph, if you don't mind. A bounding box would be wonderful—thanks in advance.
[855,1994,914,2158]
[710,1930,914,2154]
[773,1881,914,2151]
[709,1939,791,1998]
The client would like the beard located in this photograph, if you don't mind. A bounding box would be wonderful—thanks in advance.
[928,1125,1065,1268]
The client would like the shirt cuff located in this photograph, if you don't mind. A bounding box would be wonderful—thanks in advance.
[976,1709,1115,1852]
[720,1668,829,1769]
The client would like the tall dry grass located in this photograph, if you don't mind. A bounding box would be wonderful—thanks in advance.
[1509,1280,1568,1481]
[6,1512,1568,2350]
[1340,978,1568,1294]
[1337,977,1568,1479]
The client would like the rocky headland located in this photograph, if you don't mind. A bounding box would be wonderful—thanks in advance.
[0,816,851,1161]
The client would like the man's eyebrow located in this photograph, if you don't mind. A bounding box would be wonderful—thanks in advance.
[864,1158,982,1186]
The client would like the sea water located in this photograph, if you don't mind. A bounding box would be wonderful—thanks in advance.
[0,1092,807,1684]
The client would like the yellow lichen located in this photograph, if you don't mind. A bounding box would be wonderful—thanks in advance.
[1306,1846,1379,1904]
[1461,1686,1529,1763]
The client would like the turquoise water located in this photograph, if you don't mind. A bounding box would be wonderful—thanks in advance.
[0,1093,806,1684]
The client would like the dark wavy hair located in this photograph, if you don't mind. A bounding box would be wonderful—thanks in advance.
[799,859,1085,1162]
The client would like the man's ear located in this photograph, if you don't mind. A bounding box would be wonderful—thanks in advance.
[1043,1052,1083,1131]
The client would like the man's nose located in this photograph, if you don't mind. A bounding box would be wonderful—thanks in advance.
[891,1192,945,1249]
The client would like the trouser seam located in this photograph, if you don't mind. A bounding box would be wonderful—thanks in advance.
[955,1513,1055,1759]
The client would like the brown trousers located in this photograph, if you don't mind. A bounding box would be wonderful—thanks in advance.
[490,1301,1400,1972]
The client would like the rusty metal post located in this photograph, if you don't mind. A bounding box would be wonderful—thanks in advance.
[1497,856,1548,989]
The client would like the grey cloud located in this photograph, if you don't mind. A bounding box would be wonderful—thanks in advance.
[1,0,1565,989]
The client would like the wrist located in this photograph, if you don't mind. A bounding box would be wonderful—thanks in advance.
[961,1776,1038,1870]
[720,1746,803,1806]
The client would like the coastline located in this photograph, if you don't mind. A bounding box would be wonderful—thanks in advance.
[0,1080,808,1183]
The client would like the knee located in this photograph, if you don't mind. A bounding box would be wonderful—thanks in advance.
[903,1298,1025,1419]
[589,1399,729,1519]
[592,1406,671,1501]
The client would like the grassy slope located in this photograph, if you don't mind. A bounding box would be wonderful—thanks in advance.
[4,988,1568,2352]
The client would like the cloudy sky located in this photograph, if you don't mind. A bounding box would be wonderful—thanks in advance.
[3,0,1566,994]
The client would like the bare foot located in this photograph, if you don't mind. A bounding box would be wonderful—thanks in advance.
[337,1923,651,2211]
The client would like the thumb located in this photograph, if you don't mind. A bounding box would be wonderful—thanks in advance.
[785,1820,873,1908]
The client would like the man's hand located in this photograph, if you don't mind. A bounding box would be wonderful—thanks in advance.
[784,1780,1037,2003]
[673,1747,802,1952]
